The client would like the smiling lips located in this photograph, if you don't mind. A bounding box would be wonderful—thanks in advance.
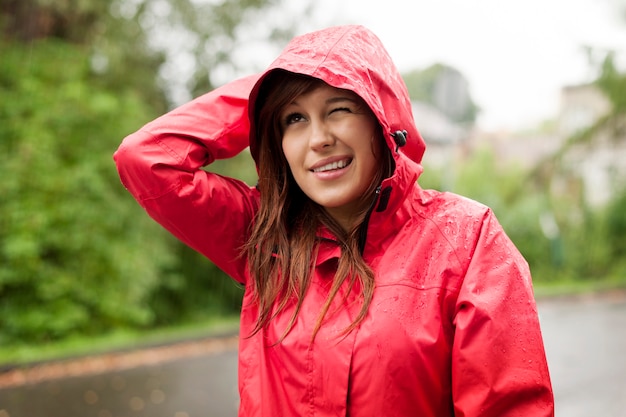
[311,158,352,173]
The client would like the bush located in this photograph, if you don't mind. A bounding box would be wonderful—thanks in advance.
[0,40,175,343]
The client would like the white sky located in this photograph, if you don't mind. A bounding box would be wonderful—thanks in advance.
[283,0,626,131]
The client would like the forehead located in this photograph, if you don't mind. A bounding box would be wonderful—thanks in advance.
[286,83,364,107]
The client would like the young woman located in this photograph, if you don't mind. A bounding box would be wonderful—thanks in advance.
[115,25,554,416]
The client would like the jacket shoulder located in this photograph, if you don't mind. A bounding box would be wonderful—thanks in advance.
[414,188,492,224]
[408,188,506,273]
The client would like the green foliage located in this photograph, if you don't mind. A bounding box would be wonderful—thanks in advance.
[403,64,443,103]
[0,0,109,43]
[149,245,244,326]
[0,40,176,343]
[596,52,626,114]
[209,149,258,185]
[605,185,626,266]
[443,146,521,211]
[563,207,613,279]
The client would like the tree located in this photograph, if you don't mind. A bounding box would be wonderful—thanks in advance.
[0,0,307,343]
[0,38,174,342]
[402,63,479,125]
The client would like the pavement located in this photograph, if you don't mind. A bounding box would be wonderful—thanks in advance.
[539,291,626,417]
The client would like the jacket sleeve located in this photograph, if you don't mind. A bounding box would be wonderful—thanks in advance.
[451,209,554,417]
[113,74,261,283]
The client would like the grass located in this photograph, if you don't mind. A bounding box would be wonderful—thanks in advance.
[534,276,626,299]
[0,315,240,369]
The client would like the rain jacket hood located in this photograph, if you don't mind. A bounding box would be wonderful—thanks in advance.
[248,25,425,170]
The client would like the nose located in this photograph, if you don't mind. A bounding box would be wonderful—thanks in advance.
[308,120,335,151]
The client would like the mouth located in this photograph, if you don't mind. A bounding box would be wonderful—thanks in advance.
[311,158,352,173]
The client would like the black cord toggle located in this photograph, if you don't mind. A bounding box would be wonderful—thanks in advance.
[391,130,408,152]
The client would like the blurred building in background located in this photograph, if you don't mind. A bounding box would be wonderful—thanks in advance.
[557,84,625,207]
[412,100,467,166]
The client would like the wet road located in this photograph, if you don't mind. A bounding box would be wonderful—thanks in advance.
[1,293,625,417]
[539,293,626,417]
[0,349,240,417]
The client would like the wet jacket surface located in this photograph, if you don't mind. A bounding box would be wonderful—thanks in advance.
[114,25,554,417]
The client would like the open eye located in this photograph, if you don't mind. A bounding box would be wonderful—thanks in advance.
[283,112,305,126]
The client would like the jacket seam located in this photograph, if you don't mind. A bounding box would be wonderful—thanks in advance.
[375,282,459,292]
[310,26,354,76]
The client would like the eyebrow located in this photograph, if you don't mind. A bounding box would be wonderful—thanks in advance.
[285,94,359,109]
[325,96,358,105]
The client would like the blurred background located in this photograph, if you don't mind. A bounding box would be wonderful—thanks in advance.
[1,0,626,415]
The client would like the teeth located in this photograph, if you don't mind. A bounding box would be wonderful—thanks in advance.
[313,159,349,173]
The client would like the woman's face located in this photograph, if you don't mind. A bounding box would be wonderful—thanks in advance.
[280,83,381,229]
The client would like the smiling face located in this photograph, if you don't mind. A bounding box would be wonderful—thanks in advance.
[280,83,382,230]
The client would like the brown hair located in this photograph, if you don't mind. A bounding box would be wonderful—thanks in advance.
[245,70,393,342]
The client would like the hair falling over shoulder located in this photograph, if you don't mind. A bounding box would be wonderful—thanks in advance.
[243,71,392,343]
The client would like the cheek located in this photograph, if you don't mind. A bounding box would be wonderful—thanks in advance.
[363,136,383,178]
[281,137,299,171]
[364,153,379,181]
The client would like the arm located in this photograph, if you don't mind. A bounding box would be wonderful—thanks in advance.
[113,75,261,283]
[451,210,554,416]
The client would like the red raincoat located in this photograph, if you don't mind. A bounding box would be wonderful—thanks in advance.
[115,25,554,416]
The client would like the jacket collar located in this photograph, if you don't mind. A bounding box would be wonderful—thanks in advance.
[315,153,422,266]
[363,153,421,255]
